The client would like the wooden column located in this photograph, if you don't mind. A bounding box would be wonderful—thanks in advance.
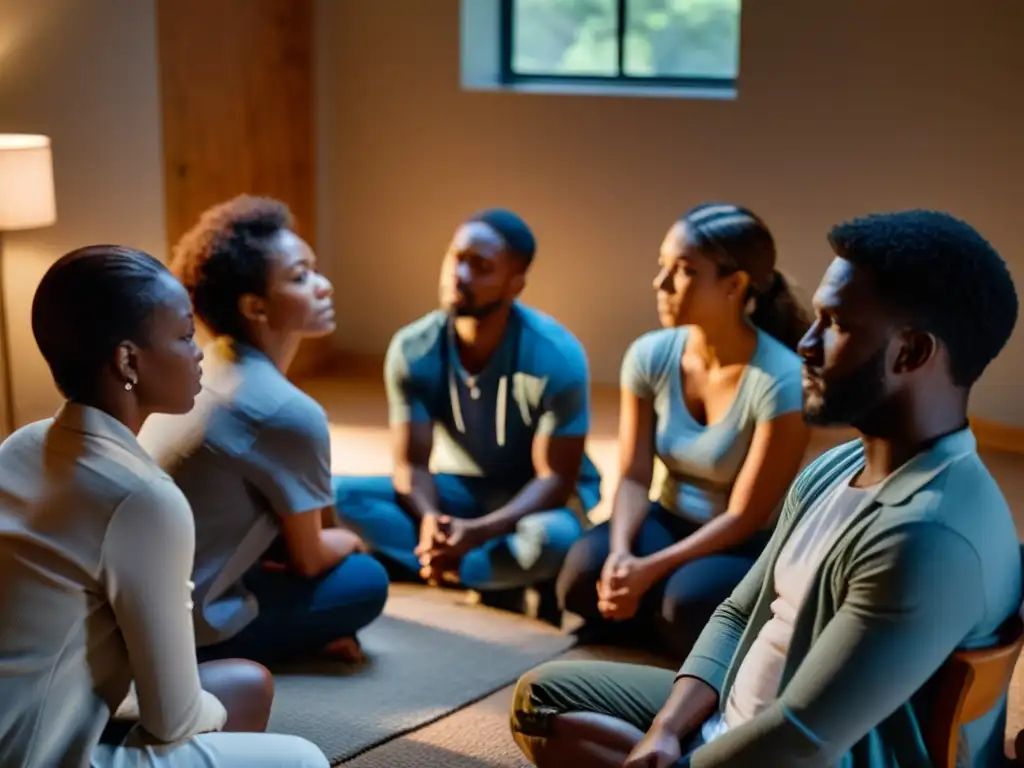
[156,0,327,376]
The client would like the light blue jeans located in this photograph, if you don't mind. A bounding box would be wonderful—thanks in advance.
[332,474,584,591]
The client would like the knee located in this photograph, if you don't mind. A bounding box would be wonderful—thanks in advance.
[496,514,578,586]
[332,474,394,514]
[511,661,589,765]
[198,658,274,732]
[510,665,544,725]
[364,555,391,616]
[510,672,543,764]
[345,553,391,618]
[509,664,559,761]
[517,512,581,560]
[510,661,580,733]
[234,658,274,702]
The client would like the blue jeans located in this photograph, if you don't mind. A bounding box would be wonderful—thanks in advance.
[332,474,585,592]
[196,553,389,665]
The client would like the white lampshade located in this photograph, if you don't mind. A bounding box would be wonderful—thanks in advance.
[0,134,56,231]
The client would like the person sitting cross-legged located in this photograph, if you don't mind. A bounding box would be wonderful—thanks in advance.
[139,195,389,666]
[510,209,1022,768]
[0,245,328,768]
[556,204,811,660]
[334,209,601,621]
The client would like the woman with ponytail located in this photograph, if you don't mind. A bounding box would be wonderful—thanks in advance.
[556,203,812,658]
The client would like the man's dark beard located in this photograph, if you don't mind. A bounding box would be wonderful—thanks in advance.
[803,343,888,428]
[451,296,507,319]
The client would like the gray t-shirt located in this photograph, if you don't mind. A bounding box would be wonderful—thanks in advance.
[621,326,803,523]
[138,339,334,647]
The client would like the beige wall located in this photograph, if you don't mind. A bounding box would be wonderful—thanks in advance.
[317,0,1024,425]
[0,0,166,429]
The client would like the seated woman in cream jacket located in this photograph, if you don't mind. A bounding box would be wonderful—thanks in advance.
[0,246,328,767]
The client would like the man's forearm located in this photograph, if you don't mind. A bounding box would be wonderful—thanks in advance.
[651,676,719,738]
[480,475,574,536]
[394,463,439,521]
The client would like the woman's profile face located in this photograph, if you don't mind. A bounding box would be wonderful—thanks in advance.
[652,222,738,329]
[259,229,335,340]
[133,274,204,414]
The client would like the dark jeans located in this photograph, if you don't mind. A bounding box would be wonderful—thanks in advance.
[196,553,389,665]
[333,473,584,592]
[556,502,770,659]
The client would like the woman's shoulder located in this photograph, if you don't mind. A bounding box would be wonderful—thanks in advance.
[117,470,192,515]
[632,325,685,350]
[621,326,685,395]
[752,328,804,383]
[261,387,330,442]
[625,326,685,368]
[740,329,805,420]
[223,353,329,440]
[105,472,195,547]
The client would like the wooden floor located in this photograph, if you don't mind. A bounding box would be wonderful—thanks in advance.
[297,366,1024,765]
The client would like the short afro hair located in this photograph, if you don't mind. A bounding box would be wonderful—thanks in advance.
[828,209,1018,387]
[468,208,536,266]
[32,245,173,400]
[170,195,292,340]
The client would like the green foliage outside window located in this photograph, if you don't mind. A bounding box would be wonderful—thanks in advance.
[511,0,740,80]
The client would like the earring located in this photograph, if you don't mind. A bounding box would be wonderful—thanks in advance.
[124,380,135,391]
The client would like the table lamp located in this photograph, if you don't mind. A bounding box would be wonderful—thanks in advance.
[0,134,57,438]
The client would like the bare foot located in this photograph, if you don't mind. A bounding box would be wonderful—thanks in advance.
[321,635,366,664]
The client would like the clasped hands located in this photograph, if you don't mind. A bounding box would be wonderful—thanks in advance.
[596,550,663,621]
[415,512,491,585]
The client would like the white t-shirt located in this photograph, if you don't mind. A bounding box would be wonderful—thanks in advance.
[702,467,872,742]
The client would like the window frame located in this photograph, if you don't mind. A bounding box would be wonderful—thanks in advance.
[498,0,738,90]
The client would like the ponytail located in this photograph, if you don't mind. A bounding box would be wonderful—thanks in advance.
[748,270,813,351]
[679,203,811,349]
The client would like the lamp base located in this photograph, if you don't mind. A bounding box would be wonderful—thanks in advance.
[0,231,17,438]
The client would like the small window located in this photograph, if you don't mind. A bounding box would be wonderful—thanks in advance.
[501,0,740,90]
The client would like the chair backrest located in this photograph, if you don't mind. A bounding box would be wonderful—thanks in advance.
[925,613,1024,767]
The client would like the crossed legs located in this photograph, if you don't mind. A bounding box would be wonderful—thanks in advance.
[333,474,584,593]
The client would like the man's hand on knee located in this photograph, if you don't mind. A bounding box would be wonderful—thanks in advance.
[416,515,496,584]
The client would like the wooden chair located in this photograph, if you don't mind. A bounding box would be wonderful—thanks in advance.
[925,614,1024,767]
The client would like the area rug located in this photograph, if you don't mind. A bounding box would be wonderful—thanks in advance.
[341,645,679,768]
[267,585,576,765]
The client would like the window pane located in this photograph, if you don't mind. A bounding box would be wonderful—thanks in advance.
[512,0,620,77]
[624,0,741,80]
